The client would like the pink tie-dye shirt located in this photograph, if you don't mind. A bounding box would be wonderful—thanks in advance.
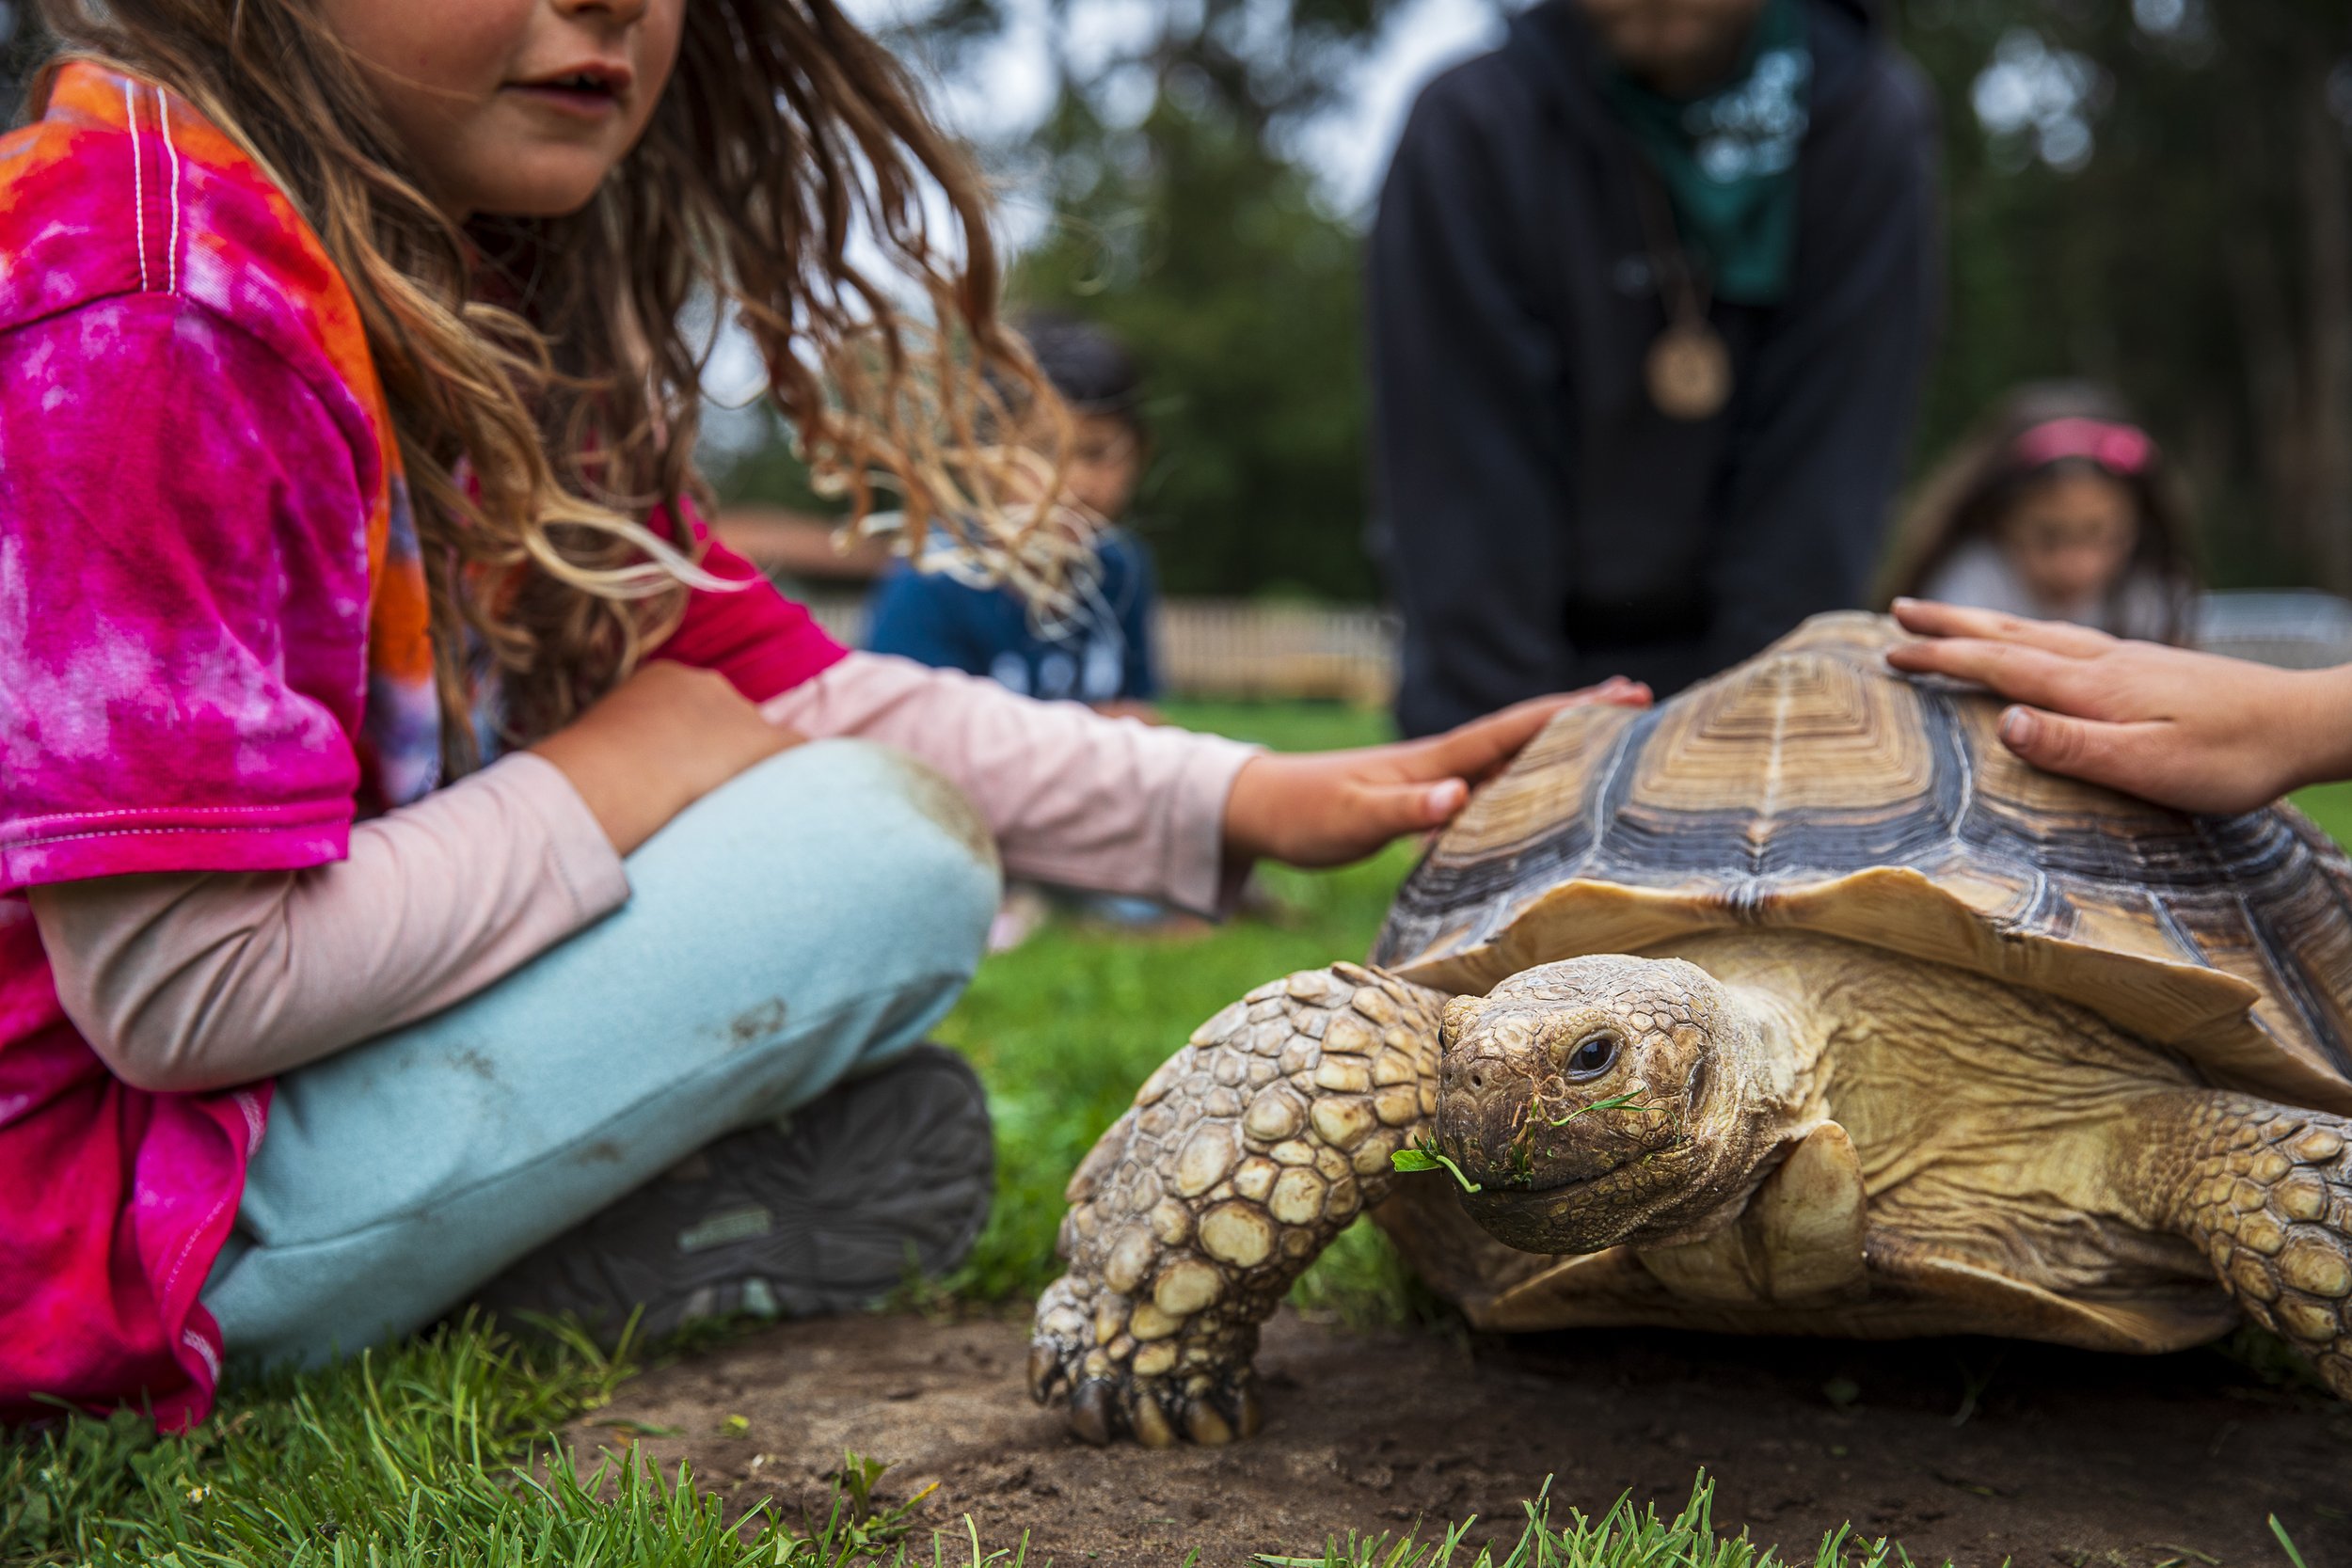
[0,64,842,1429]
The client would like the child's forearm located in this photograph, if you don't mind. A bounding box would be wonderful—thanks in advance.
[2281,665,2352,795]
[764,653,1260,914]
[29,753,626,1093]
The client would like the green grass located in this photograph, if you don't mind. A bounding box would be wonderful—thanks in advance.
[1257,1474,1927,1568]
[0,1315,1030,1567]
[4,1316,931,1568]
[2290,781,2352,844]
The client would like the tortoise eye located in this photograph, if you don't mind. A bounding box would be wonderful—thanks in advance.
[1565,1033,1619,1079]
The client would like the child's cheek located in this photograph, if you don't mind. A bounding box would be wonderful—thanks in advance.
[639,0,690,104]
[319,0,528,101]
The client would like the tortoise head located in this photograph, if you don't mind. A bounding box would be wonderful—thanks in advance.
[1433,955,1775,1254]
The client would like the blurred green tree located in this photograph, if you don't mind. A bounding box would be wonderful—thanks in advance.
[1009,91,1375,599]
[818,0,1405,600]
[1899,0,2352,591]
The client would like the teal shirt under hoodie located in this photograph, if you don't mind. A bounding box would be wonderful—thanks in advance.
[1603,0,1812,306]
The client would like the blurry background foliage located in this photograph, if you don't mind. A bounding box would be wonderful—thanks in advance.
[8,0,2348,600]
[850,0,2352,603]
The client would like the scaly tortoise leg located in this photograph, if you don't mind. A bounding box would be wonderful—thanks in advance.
[2142,1091,2352,1396]
[1027,963,1448,1446]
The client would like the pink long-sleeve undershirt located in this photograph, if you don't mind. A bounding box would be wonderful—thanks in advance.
[31,653,1259,1093]
[763,653,1255,917]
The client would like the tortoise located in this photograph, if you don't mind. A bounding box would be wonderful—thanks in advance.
[1025,611,2352,1447]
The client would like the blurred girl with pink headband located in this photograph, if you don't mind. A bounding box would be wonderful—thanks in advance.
[1881,383,2201,643]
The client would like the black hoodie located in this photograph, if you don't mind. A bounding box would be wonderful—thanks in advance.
[1369,0,1939,734]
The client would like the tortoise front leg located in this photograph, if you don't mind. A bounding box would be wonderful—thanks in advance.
[2141,1091,2352,1397]
[1028,963,1447,1446]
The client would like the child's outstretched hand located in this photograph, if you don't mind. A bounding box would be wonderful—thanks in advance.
[1885,598,2351,814]
[1222,678,1652,868]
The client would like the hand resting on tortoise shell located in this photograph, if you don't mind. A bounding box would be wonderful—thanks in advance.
[1887,596,2352,815]
[1218,677,1650,869]
[1029,612,2352,1447]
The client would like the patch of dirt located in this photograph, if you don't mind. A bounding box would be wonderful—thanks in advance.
[574,1308,2352,1565]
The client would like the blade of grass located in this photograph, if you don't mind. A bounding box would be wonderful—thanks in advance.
[2268,1515,2309,1568]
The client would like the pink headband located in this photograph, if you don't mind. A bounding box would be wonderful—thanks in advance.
[2010,417,2153,476]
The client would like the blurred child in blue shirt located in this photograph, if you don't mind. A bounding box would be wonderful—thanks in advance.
[866,312,1162,718]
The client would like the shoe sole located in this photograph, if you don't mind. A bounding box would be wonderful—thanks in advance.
[473,1043,994,1340]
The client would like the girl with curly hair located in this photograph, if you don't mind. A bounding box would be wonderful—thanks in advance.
[0,0,1643,1429]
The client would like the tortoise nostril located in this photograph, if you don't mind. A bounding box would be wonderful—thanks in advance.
[1468,1070,1486,1093]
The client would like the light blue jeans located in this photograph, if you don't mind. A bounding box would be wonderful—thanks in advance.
[201,740,1001,1370]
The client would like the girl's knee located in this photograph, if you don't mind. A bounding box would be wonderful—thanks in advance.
[674,740,1000,972]
[826,740,1002,942]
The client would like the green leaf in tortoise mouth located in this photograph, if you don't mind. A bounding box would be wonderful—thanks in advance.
[1391,1137,1483,1194]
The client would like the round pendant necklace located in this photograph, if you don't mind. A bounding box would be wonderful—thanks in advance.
[1646,316,1732,420]
[1632,164,1733,422]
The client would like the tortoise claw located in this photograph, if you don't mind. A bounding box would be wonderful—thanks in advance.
[1230,1378,1263,1439]
[1026,1343,1064,1404]
[1068,1377,1119,1446]
[1126,1386,1179,1449]
[1182,1396,1234,1447]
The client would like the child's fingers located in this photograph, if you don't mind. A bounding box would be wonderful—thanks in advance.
[1888,597,1980,637]
[1421,777,1470,820]
[1408,679,1646,784]
[1883,636,2103,713]
[1359,778,1470,845]
[1890,599,2114,659]
[1996,705,2107,778]
[1996,706,2188,804]
[1404,708,1554,784]
[1572,675,1653,706]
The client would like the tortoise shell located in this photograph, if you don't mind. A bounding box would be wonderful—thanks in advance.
[1370,613,2352,1116]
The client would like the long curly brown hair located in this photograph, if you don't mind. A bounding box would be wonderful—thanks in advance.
[31,0,1054,771]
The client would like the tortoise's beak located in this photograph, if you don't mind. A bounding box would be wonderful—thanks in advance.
[1458,1154,1699,1255]
[1435,1027,1548,1189]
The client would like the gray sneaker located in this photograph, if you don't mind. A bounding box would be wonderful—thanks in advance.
[473,1043,993,1340]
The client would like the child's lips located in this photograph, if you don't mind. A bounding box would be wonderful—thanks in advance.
[504,62,633,118]
[503,81,626,119]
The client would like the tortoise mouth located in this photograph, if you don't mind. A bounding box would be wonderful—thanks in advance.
[1464,1135,1692,1196]
[1456,1138,1701,1254]
[1440,1090,1694,1194]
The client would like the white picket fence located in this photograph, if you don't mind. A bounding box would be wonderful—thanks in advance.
[2195,590,2352,669]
